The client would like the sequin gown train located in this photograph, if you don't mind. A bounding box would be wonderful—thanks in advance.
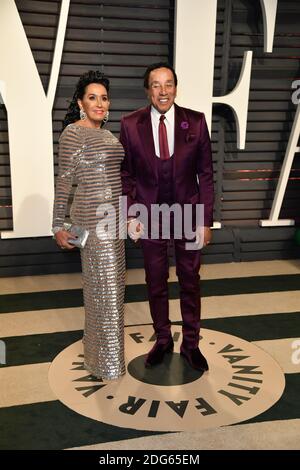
[53,124,126,380]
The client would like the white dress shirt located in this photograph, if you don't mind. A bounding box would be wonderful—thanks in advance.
[150,105,175,158]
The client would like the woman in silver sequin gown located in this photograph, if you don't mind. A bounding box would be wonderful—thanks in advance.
[52,71,125,380]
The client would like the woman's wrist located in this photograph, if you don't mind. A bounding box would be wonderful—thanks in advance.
[52,226,63,235]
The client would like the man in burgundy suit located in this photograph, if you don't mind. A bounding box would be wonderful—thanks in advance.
[120,63,214,371]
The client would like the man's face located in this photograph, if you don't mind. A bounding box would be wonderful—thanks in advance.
[146,67,177,114]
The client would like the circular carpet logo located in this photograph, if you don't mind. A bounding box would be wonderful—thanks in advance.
[48,326,285,431]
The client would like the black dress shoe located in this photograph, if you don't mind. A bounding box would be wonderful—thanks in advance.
[180,346,209,371]
[145,338,174,368]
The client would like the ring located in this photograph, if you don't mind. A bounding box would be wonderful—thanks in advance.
[61,246,66,250]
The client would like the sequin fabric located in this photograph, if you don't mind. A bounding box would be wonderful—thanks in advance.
[53,124,125,380]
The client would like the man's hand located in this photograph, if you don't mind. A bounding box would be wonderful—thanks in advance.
[195,226,212,248]
[127,219,144,242]
[203,226,212,246]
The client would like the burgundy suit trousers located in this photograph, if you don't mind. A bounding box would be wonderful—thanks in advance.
[141,237,201,349]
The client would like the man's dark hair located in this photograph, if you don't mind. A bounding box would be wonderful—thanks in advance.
[143,62,178,89]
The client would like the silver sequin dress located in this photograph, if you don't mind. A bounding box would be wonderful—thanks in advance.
[53,124,126,380]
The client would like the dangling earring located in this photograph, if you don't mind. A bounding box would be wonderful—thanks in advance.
[80,108,87,120]
[102,110,109,124]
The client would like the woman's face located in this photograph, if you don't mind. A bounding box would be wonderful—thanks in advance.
[78,83,110,126]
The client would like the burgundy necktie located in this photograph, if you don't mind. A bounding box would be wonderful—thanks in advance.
[159,114,170,160]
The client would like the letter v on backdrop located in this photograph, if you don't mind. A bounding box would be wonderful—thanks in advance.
[0,0,70,238]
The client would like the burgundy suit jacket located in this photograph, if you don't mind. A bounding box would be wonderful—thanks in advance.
[120,103,214,227]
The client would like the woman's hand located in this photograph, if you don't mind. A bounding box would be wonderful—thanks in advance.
[55,229,77,250]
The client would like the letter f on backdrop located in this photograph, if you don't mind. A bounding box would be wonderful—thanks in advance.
[0,0,70,238]
[174,0,278,227]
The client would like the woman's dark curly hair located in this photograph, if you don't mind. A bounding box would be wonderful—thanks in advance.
[62,70,110,130]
